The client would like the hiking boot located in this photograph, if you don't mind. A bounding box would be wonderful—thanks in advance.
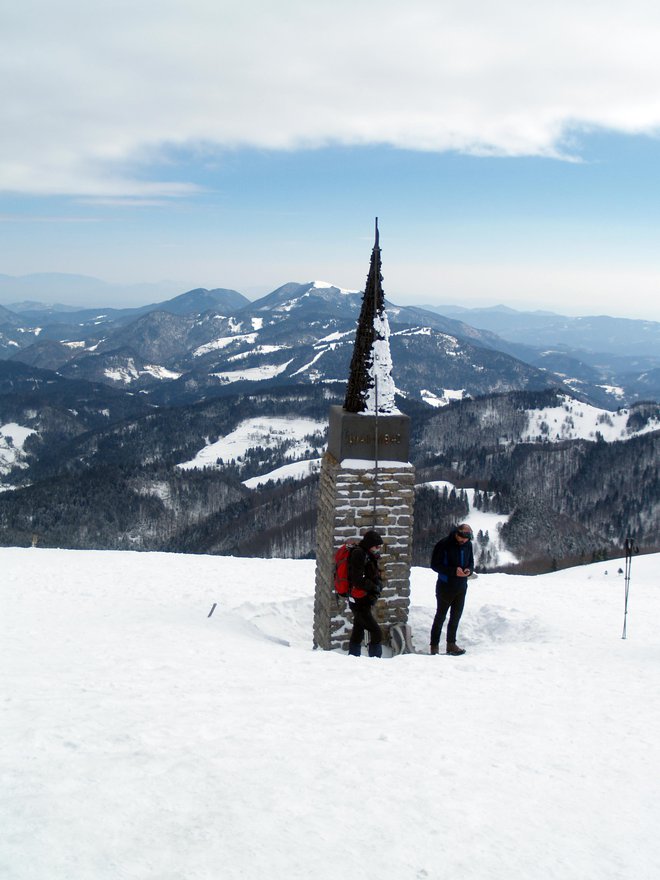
[368,643,383,658]
[430,645,440,655]
[348,642,361,657]
[446,643,466,656]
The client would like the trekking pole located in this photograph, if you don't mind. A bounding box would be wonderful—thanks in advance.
[621,537,638,639]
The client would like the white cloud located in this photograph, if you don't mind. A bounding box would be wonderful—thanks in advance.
[4,0,660,197]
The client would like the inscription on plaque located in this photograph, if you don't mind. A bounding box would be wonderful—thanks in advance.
[345,431,403,446]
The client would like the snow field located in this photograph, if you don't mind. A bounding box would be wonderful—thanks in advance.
[177,416,325,472]
[521,395,660,443]
[2,548,659,880]
[0,422,36,476]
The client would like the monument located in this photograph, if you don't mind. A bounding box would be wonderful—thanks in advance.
[313,220,415,652]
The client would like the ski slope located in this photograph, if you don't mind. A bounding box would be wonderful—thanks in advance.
[2,547,659,880]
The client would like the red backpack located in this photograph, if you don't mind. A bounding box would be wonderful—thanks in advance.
[333,541,358,597]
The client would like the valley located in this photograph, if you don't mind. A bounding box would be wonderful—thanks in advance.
[0,283,658,570]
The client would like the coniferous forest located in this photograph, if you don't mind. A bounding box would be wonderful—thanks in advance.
[1,362,657,573]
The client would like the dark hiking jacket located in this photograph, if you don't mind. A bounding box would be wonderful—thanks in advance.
[431,530,474,592]
[348,545,382,602]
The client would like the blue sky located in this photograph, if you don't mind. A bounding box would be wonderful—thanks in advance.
[3,1,660,319]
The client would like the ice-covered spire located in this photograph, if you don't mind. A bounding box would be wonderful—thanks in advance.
[343,219,398,414]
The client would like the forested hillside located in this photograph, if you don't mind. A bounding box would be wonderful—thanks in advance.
[416,391,659,566]
[1,366,657,571]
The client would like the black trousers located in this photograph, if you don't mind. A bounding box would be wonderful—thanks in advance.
[430,584,467,646]
[349,598,382,647]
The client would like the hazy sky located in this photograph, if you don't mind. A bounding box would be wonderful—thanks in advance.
[3,0,660,319]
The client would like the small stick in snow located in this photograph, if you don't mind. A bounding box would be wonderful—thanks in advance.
[208,603,217,618]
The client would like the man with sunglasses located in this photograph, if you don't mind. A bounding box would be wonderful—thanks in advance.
[429,523,474,656]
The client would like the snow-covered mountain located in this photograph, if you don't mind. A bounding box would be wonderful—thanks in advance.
[0,282,658,567]
[3,545,659,880]
[425,304,660,405]
[0,281,601,406]
[434,303,660,357]
[3,282,658,407]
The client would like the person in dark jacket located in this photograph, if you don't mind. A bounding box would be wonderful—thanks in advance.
[430,523,474,656]
[347,529,384,657]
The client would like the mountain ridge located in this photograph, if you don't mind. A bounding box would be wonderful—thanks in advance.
[1,280,658,408]
[3,281,574,409]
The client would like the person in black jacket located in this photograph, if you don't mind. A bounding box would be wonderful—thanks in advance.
[430,523,474,656]
[347,529,384,657]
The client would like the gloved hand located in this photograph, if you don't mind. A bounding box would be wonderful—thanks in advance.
[368,580,382,601]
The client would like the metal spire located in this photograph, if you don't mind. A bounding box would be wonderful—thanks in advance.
[343,218,387,413]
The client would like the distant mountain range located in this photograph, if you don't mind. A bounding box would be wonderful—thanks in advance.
[1,277,658,408]
[0,272,183,309]
[429,303,659,357]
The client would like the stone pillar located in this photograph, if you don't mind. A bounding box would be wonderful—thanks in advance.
[313,406,415,651]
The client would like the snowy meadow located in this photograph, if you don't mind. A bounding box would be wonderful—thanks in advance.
[2,547,659,880]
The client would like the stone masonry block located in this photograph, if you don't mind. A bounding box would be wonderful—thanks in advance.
[314,452,416,651]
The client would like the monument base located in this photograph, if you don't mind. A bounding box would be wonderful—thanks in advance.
[313,444,415,652]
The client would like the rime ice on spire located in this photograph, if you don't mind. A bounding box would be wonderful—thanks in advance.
[343,219,398,414]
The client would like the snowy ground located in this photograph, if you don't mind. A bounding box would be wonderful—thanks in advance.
[2,548,659,880]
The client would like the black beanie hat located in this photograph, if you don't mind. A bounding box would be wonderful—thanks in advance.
[361,530,383,549]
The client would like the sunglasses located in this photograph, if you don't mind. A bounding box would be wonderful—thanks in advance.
[457,532,473,539]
